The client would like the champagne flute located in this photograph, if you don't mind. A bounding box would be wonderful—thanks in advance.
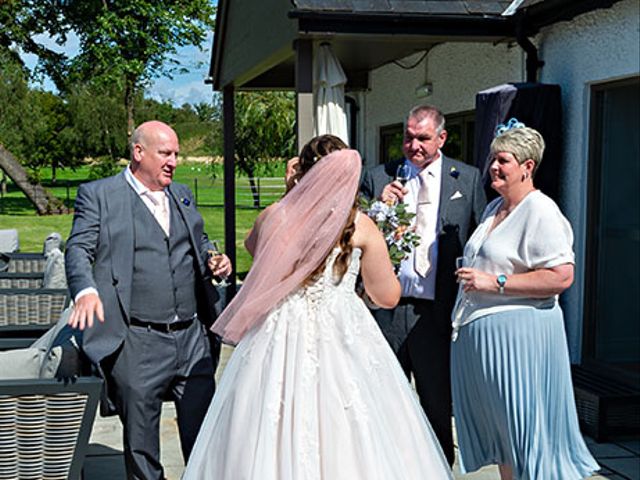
[209,240,230,287]
[395,163,411,186]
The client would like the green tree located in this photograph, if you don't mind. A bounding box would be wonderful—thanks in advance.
[232,91,296,207]
[52,0,216,136]
[64,81,129,177]
[0,51,79,182]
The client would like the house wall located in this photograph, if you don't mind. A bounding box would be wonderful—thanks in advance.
[535,0,640,361]
[361,42,524,164]
[360,0,639,363]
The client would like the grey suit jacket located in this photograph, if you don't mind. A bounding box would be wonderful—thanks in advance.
[65,171,219,366]
[360,155,486,313]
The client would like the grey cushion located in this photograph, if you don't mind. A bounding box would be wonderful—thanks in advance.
[0,347,61,379]
[43,232,64,256]
[0,229,19,253]
[42,248,67,289]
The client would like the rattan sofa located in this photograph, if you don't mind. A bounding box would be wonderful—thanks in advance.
[0,272,45,289]
[0,377,102,480]
[0,289,70,351]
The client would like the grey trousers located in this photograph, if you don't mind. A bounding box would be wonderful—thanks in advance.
[110,320,216,480]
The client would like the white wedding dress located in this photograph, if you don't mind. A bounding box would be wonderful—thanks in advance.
[183,248,452,479]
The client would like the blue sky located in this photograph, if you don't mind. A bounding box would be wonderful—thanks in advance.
[22,31,216,107]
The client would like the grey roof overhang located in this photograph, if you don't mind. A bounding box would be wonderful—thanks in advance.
[208,0,625,90]
[289,11,514,37]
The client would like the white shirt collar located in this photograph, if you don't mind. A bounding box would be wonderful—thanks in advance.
[403,150,443,178]
[124,165,166,196]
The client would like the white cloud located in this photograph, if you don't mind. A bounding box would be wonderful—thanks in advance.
[147,32,216,106]
[148,77,215,106]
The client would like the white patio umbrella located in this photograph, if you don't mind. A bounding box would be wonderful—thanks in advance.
[313,43,349,145]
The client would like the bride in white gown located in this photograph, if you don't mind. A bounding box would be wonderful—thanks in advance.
[183,136,452,479]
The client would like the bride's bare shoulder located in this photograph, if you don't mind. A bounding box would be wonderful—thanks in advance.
[352,212,378,249]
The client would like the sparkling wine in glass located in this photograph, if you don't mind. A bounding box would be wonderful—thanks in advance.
[395,163,411,186]
[209,240,230,287]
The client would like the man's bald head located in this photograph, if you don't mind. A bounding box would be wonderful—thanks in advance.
[130,121,178,159]
[129,121,180,191]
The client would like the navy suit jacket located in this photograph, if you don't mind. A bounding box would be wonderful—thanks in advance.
[360,155,486,314]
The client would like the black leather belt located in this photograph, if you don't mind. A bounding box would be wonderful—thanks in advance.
[129,317,194,333]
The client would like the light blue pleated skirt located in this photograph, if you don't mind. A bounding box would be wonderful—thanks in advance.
[451,305,599,480]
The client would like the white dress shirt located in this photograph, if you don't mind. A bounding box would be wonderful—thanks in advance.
[397,153,442,300]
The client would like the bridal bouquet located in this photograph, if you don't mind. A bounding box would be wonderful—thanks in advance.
[359,197,421,267]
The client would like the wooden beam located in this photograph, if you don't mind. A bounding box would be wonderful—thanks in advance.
[294,39,314,153]
[222,85,237,299]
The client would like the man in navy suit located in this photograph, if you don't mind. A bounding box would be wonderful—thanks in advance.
[361,105,486,465]
[66,121,231,479]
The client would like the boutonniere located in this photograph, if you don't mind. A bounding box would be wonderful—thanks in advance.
[181,197,191,207]
[449,166,460,179]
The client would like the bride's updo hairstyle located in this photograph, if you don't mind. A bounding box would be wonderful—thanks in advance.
[288,134,348,188]
[295,135,358,284]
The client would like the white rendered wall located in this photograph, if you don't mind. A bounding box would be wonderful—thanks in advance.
[535,0,640,361]
[361,42,524,165]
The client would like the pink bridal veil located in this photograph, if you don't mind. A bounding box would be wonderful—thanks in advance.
[212,149,362,345]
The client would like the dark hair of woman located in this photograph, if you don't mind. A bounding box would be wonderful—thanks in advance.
[293,135,357,285]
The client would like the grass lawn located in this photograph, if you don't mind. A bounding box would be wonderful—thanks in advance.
[0,162,270,276]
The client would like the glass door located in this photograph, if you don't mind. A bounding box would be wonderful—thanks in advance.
[584,77,640,386]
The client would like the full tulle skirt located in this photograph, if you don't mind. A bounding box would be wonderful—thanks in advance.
[184,289,452,479]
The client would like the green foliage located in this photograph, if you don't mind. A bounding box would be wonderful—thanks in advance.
[0,50,34,158]
[64,82,129,161]
[0,51,83,178]
[52,0,216,131]
[0,1,68,88]
[87,157,122,180]
[2,0,216,135]
[57,1,216,86]
[231,91,296,176]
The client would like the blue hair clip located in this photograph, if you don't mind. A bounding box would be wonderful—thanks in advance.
[495,117,526,137]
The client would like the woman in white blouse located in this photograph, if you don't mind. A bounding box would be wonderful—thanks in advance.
[451,124,598,480]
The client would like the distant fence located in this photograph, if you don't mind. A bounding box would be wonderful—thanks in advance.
[193,177,286,209]
[0,181,74,214]
[0,177,286,214]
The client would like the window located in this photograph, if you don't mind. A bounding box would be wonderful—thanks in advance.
[379,123,403,165]
[378,110,476,166]
[442,110,475,165]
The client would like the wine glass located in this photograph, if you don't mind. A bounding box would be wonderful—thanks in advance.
[208,240,230,287]
[455,256,471,285]
[395,163,411,186]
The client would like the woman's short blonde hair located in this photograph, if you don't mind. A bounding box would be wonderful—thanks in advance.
[490,126,545,175]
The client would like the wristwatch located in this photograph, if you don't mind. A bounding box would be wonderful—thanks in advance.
[496,274,507,294]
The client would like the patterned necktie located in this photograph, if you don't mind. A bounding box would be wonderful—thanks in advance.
[414,169,432,277]
[146,190,170,236]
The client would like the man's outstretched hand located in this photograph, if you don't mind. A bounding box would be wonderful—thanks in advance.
[68,293,104,330]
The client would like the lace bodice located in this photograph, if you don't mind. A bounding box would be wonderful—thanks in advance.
[298,247,362,309]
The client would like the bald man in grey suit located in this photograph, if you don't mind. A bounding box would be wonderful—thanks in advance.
[361,105,486,465]
[66,121,231,480]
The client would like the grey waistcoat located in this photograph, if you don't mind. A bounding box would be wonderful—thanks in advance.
[129,191,198,323]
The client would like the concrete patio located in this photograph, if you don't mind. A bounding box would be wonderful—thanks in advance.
[83,346,640,479]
